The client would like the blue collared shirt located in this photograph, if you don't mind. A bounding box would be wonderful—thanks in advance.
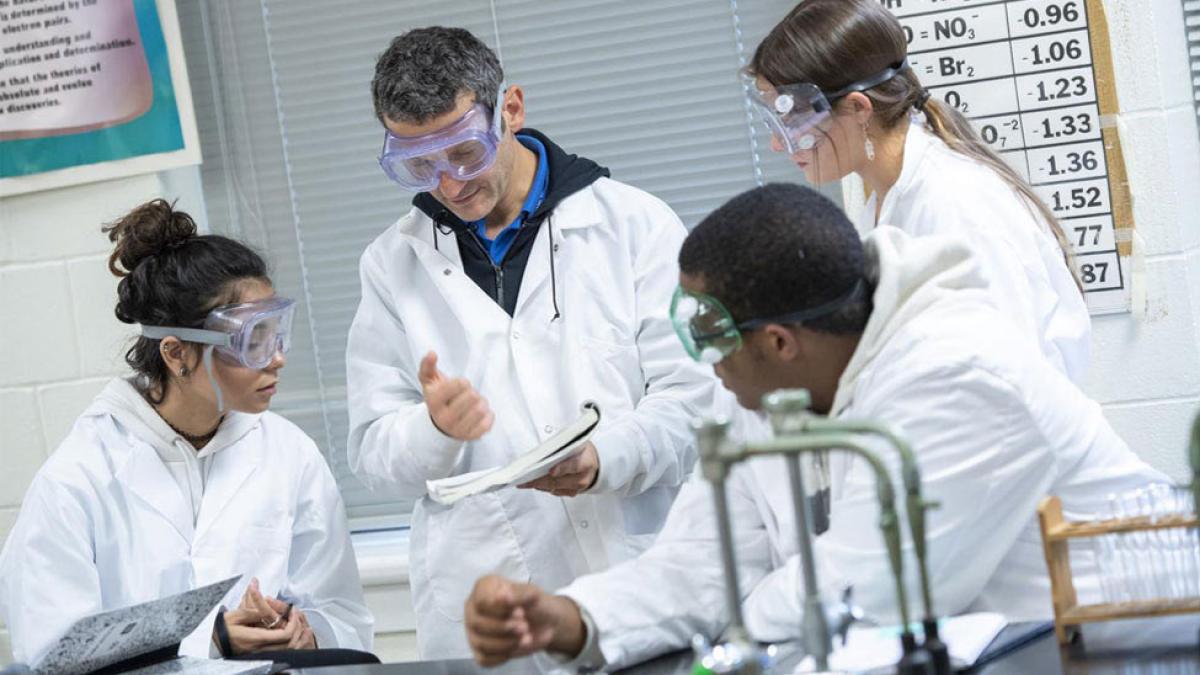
[472,135,549,264]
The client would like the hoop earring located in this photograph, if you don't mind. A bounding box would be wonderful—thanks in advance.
[862,122,876,162]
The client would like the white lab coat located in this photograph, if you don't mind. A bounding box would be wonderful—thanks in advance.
[0,379,373,666]
[560,228,1163,669]
[346,177,716,657]
[859,121,1091,384]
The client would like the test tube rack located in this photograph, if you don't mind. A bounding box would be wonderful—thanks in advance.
[1038,495,1200,645]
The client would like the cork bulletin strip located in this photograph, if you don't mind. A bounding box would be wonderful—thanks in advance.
[883,0,1136,314]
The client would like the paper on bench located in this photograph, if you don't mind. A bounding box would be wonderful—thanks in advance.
[793,612,1007,673]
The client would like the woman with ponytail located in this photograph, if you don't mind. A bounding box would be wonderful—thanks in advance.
[0,200,375,668]
[749,0,1090,382]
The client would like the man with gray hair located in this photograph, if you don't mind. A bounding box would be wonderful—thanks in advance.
[346,27,716,657]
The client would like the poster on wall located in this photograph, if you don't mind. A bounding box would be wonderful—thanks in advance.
[881,0,1136,315]
[0,0,200,197]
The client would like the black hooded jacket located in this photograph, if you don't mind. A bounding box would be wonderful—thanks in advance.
[412,129,610,316]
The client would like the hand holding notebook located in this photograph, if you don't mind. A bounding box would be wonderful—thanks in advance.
[426,402,601,505]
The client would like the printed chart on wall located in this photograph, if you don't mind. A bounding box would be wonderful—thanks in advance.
[883,0,1135,314]
[0,0,199,197]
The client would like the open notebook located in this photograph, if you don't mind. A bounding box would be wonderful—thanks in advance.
[426,402,601,505]
[32,576,273,675]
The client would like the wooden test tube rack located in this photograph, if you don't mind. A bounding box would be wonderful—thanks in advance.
[1038,495,1200,645]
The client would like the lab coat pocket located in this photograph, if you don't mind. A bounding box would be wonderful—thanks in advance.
[424,493,531,623]
[233,523,291,587]
[579,336,641,415]
[245,523,291,551]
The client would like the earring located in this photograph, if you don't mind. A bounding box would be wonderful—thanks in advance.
[863,123,876,162]
[180,366,189,377]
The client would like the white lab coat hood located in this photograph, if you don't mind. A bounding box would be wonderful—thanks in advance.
[562,229,1162,669]
[831,225,989,417]
[88,378,258,458]
[0,379,373,666]
[88,379,260,520]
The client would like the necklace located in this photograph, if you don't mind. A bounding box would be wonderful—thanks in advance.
[142,388,223,448]
[166,418,221,447]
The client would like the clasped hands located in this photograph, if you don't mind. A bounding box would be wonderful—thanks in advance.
[464,575,587,667]
[215,578,316,655]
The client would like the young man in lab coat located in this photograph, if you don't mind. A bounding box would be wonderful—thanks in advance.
[462,183,1165,670]
[346,27,716,657]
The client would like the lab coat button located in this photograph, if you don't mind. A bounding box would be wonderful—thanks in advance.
[580,520,588,529]
[512,331,521,340]
[443,268,452,276]
[544,425,554,434]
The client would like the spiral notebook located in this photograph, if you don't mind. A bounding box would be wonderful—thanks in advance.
[426,402,601,505]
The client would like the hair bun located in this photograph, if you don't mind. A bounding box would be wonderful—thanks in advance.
[103,199,198,277]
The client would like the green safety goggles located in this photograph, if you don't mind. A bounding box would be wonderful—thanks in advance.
[670,281,864,364]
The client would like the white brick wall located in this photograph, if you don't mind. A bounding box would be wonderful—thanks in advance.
[0,262,80,387]
[0,169,205,665]
[1084,0,1200,482]
[0,389,43,509]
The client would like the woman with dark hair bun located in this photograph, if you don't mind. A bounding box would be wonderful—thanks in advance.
[0,200,375,667]
[747,0,1091,384]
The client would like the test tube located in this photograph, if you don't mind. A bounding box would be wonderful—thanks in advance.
[1106,493,1131,603]
[1139,487,1172,600]
[1091,534,1116,604]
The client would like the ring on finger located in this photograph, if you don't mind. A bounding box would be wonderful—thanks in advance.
[262,615,283,629]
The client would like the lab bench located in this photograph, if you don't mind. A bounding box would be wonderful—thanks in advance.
[289,617,1200,674]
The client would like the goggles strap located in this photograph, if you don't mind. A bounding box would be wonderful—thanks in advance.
[738,278,865,331]
[202,345,225,414]
[491,83,506,136]
[823,58,911,103]
[140,325,229,411]
[140,325,232,348]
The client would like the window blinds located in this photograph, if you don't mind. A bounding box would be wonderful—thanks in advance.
[177,0,832,523]
[1186,1,1200,138]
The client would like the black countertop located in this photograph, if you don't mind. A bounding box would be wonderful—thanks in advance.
[291,616,1200,674]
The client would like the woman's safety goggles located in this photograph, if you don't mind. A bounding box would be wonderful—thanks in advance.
[378,86,506,191]
[670,282,864,364]
[141,296,296,370]
[749,59,911,155]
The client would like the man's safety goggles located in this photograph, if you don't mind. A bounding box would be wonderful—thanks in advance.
[141,296,296,370]
[670,282,864,364]
[749,59,910,154]
[378,86,506,191]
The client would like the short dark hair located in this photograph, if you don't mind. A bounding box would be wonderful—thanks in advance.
[371,26,503,125]
[679,183,871,335]
[104,199,270,402]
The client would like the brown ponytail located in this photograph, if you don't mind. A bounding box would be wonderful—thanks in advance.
[749,0,1078,287]
[920,97,1077,285]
